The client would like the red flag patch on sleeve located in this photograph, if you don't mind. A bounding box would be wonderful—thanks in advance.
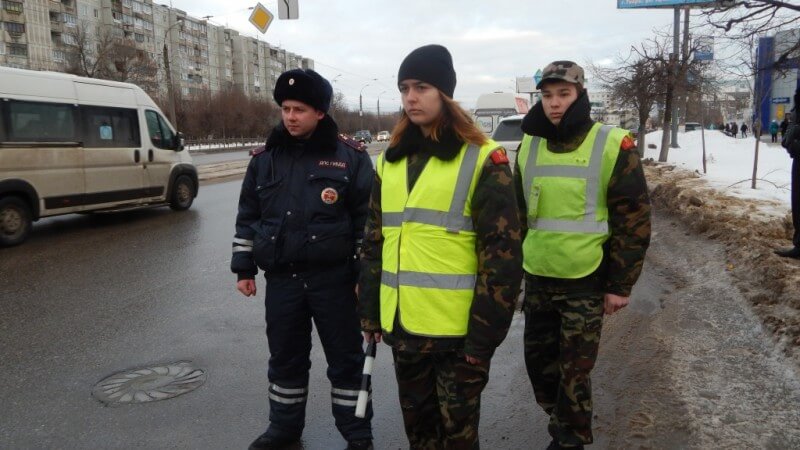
[489,148,509,165]
[620,136,636,151]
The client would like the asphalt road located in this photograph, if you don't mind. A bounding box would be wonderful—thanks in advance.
[190,142,389,166]
[0,179,548,449]
[4,176,797,448]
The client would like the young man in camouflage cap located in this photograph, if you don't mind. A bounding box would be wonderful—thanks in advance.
[513,61,651,449]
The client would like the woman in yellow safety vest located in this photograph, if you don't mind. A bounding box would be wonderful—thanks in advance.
[357,44,523,448]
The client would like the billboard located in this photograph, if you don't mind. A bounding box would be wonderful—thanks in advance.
[516,77,535,94]
[617,0,718,8]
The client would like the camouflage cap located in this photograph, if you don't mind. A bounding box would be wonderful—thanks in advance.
[536,60,585,89]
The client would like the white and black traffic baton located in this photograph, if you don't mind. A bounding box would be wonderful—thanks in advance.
[354,340,376,418]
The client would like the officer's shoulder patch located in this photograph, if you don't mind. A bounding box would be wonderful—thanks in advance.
[250,145,267,157]
[338,134,367,152]
[489,147,509,165]
[620,135,636,152]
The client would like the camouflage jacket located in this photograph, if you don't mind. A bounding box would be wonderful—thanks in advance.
[513,121,651,297]
[357,130,523,360]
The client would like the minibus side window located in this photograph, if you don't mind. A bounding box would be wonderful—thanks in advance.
[0,101,6,141]
[7,101,77,142]
[145,110,175,150]
[82,106,140,148]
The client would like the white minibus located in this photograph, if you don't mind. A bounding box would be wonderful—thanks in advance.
[0,67,197,246]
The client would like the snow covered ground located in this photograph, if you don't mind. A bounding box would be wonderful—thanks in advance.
[640,129,800,368]
[642,129,793,213]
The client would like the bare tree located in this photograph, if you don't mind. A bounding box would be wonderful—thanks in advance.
[591,56,668,156]
[66,22,117,79]
[702,1,800,66]
[66,22,158,95]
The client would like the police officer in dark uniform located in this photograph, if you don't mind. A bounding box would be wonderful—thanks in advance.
[231,68,374,450]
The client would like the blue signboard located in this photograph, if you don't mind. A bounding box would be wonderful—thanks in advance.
[694,36,714,61]
[773,97,791,104]
[618,0,717,8]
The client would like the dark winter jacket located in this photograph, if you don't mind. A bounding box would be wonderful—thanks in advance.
[231,115,374,279]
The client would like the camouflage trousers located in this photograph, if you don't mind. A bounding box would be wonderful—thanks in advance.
[523,286,604,447]
[392,349,490,450]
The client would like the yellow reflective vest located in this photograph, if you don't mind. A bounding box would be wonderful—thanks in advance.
[377,140,499,337]
[517,123,627,278]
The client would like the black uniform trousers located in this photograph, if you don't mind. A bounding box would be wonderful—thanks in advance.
[262,264,372,442]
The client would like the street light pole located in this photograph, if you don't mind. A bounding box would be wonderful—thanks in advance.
[162,19,183,128]
[377,90,386,131]
[359,83,370,130]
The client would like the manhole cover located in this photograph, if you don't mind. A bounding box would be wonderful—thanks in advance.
[93,362,206,405]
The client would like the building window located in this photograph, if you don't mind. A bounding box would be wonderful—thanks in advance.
[4,1,23,14]
[63,13,77,27]
[78,4,89,17]
[135,33,144,43]
[0,43,5,55]
[62,34,77,45]
[52,49,66,61]
[122,0,131,7]
[4,21,25,34]
[132,1,142,13]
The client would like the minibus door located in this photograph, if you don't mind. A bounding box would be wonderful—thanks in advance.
[142,110,175,198]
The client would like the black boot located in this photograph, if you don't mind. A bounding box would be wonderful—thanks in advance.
[546,440,584,450]
[345,439,374,450]
[774,246,800,258]
[248,431,300,450]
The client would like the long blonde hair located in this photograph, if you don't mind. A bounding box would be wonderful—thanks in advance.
[389,92,487,147]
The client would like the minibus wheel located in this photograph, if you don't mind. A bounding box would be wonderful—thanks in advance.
[0,196,32,247]
[169,175,195,211]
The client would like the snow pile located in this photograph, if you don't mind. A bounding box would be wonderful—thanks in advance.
[641,130,800,362]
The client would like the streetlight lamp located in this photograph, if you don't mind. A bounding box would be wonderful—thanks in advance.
[376,90,386,131]
[162,18,184,129]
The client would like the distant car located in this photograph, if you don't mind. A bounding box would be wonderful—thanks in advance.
[491,114,524,161]
[684,122,701,132]
[354,130,372,143]
[376,130,391,142]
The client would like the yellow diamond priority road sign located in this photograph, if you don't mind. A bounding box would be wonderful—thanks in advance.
[249,3,274,34]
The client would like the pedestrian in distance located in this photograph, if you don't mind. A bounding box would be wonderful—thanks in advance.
[513,61,652,449]
[776,89,800,259]
[231,68,375,450]
[357,44,523,449]
[731,122,739,139]
[741,123,748,138]
[770,119,780,143]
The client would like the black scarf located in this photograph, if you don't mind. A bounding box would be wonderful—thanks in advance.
[265,114,339,153]
[384,124,464,163]
[520,90,594,142]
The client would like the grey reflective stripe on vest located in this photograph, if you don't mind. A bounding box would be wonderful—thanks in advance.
[524,125,613,234]
[381,144,481,234]
[382,208,472,231]
[381,270,477,290]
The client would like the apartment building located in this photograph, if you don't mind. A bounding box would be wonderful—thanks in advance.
[0,0,312,101]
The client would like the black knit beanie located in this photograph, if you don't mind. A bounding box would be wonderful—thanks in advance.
[397,44,457,98]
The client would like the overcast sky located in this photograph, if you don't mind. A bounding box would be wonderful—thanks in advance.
[167,0,691,111]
